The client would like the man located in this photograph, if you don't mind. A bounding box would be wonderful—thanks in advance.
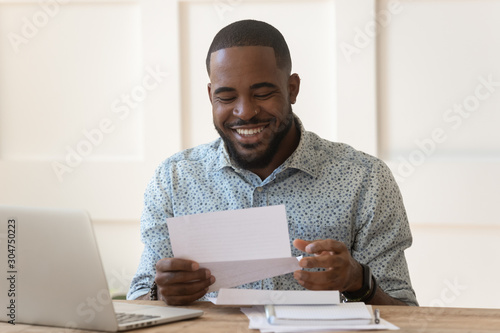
[127,20,418,306]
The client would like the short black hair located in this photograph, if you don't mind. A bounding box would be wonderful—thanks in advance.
[206,19,292,76]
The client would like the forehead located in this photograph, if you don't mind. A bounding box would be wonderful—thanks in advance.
[209,46,285,86]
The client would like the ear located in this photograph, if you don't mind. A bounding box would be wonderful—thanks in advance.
[207,83,213,103]
[288,73,300,104]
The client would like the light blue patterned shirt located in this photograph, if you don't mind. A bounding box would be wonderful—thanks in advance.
[128,118,418,306]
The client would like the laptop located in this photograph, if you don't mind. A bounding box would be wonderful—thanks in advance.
[0,205,203,332]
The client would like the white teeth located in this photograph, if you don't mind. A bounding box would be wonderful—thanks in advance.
[236,127,264,136]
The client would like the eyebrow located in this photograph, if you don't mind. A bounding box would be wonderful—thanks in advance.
[213,82,278,95]
[213,86,236,95]
[250,82,278,90]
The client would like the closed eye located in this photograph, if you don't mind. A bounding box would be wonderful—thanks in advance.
[254,92,274,99]
[216,96,236,103]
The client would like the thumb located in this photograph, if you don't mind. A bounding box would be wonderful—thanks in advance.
[293,239,312,252]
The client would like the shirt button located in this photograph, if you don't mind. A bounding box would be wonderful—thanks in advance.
[256,187,263,192]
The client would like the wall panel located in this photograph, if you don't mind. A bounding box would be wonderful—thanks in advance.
[0,0,179,221]
[378,0,500,225]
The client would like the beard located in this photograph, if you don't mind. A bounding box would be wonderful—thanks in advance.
[215,106,295,170]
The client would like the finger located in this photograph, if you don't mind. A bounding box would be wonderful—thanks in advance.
[298,253,342,269]
[314,251,332,256]
[159,276,215,297]
[156,258,200,272]
[293,239,311,252]
[296,278,335,291]
[163,288,210,306]
[305,239,346,254]
[156,268,212,285]
[294,270,344,290]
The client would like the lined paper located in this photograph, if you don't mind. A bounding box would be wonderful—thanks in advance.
[167,205,299,291]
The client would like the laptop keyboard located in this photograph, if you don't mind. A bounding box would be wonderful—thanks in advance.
[116,312,161,324]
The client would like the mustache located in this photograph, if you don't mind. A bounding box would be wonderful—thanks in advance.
[224,118,275,128]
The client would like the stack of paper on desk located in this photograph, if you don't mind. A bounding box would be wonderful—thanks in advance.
[208,289,399,331]
[167,205,300,292]
[241,304,399,332]
[265,303,372,325]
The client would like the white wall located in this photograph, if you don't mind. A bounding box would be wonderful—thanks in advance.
[406,224,500,309]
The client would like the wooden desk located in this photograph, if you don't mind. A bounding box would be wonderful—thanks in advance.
[1,300,500,332]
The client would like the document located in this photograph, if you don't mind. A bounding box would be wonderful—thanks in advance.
[265,303,372,325]
[202,258,300,292]
[167,205,300,292]
[209,289,340,305]
[241,305,400,332]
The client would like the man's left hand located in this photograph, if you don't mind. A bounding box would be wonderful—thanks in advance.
[293,239,363,292]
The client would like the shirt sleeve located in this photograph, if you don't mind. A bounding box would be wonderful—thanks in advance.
[351,159,418,306]
[127,162,174,300]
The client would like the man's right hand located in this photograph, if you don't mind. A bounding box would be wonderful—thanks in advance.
[155,258,215,305]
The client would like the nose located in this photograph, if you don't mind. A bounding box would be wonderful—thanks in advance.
[233,98,258,121]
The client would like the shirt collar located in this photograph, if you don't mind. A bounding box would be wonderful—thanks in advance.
[207,116,320,178]
[278,117,319,178]
[208,138,233,172]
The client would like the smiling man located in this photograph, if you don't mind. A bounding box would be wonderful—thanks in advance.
[128,20,418,307]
